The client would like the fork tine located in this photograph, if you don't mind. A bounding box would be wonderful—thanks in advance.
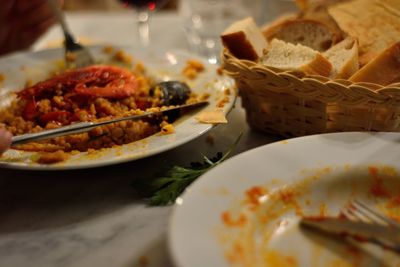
[47,0,94,69]
[353,200,400,228]
[68,48,95,69]
[350,201,386,225]
[343,202,371,223]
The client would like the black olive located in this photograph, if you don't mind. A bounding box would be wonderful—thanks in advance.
[150,81,191,106]
[150,81,192,122]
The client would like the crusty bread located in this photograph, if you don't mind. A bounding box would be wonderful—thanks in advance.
[328,0,400,66]
[221,17,268,61]
[261,13,298,36]
[349,42,400,86]
[296,0,346,42]
[324,37,359,79]
[261,39,332,77]
[295,0,349,10]
[262,18,336,52]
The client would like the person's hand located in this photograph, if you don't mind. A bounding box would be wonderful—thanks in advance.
[0,0,59,55]
[0,129,12,154]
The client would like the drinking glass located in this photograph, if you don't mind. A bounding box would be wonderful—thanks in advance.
[119,0,170,46]
[179,0,263,64]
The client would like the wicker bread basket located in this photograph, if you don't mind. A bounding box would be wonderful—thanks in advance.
[222,50,400,137]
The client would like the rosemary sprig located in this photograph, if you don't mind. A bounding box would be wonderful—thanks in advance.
[148,133,243,206]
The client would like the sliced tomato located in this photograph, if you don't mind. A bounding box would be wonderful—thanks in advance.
[74,75,137,99]
[18,65,138,100]
[22,98,37,120]
[39,111,71,124]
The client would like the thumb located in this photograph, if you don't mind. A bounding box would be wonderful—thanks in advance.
[0,129,12,154]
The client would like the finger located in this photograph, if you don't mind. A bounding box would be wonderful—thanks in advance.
[16,0,48,13]
[20,16,56,46]
[0,0,16,19]
[8,3,55,43]
[16,2,55,29]
[0,129,12,154]
[16,0,63,13]
[2,15,56,54]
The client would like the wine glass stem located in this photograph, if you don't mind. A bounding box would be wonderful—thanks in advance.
[137,11,150,46]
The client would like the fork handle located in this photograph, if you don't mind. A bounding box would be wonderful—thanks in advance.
[46,0,73,41]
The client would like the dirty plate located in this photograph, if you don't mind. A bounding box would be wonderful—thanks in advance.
[169,132,400,267]
[0,46,235,170]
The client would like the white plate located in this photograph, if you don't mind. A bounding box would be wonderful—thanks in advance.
[169,132,400,267]
[0,46,235,170]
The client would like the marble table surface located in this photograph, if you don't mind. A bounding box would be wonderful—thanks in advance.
[0,10,292,267]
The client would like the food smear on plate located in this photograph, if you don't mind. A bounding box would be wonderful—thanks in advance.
[217,165,400,267]
[0,59,199,164]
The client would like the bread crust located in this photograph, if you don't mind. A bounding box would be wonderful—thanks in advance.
[221,32,259,61]
[324,37,359,79]
[350,42,400,86]
[262,18,338,51]
[328,0,400,66]
[302,53,333,77]
[221,17,268,61]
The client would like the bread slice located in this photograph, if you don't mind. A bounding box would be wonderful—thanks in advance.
[262,18,336,51]
[261,13,298,36]
[221,17,268,61]
[349,42,400,86]
[295,0,349,10]
[328,0,400,66]
[261,39,332,77]
[296,0,346,42]
[324,37,359,79]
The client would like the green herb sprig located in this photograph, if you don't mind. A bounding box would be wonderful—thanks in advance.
[148,133,243,206]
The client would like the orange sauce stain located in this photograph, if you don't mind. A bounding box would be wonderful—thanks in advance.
[322,166,332,174]
[319,203,328,216]
[263,250,298,267]
[328,259,354,267]
[245,186,267,209]
[387,212,400,222]
[280,140,289,144]
[279,188,296,203]
[368,166,391,198]
[387,195,400,208]
[221,211,247,227]
[278,188,304,216]
[226,241,248,265]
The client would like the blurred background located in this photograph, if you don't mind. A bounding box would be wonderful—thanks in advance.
[62,0,178,11]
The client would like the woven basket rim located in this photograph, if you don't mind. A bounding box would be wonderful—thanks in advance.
[221,49,400,104]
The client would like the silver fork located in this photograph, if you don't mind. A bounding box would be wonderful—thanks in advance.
[342,199,400,250]
[342,199,400,229]
[46,0,95,68]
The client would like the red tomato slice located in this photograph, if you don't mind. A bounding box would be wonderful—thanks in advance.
[39,111,71,124]
[18,65,138,100]
[22,98,37,120]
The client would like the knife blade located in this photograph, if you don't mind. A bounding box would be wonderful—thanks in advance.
[300,217,400,251]
[11,101,208,145]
